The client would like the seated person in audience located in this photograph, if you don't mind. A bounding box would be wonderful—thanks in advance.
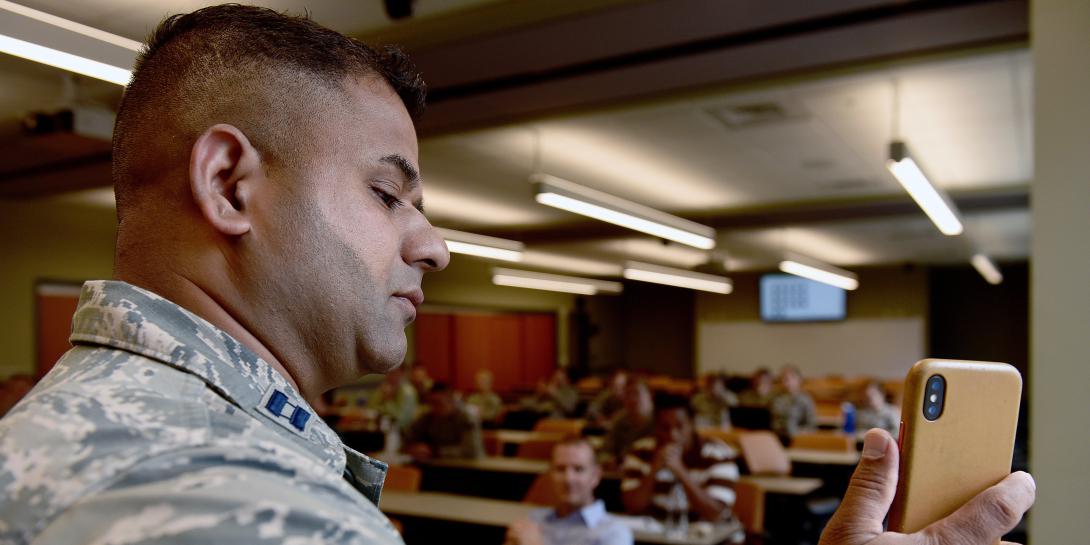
[466,369,504,423]
[600,379,655,466]
[404,382,484,460]
[855,381,900,437]
[771,365,817,443]
[505,438,633,545]
[738,367,776,407]
[621,395,740,528]
[587,370,628,426]
[367,366,419,430]
[526,368,579,417]
[409,365,434,398]
[691,373,737,428]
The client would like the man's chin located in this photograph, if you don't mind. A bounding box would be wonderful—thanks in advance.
[357,339,406,375]
[368,357,404,375]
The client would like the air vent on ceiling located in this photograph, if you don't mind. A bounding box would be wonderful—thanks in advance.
[707,101,798,129]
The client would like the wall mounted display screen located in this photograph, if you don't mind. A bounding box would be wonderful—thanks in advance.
[760,274,847,322]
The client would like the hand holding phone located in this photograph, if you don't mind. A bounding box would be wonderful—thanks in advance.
[818,359,1035,545]
[889,359,1023,534]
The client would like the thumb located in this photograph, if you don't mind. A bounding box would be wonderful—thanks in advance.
[819,429,899,545]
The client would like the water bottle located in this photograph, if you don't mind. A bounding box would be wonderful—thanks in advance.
[842,401,856,434]
[381,415,401,458]
[664,483,689,538]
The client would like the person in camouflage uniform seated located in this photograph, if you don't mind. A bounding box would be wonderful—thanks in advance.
[0,4,1037,545]
[771,365,818,444]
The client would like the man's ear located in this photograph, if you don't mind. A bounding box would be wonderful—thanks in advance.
[188,123,263,236]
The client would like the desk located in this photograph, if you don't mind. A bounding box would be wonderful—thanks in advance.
[742,475,822,496]
[381,490,533,527]
[424,455,548,474]
[787,448,860,466]
[485,429,604,456]
[380,490,742,545]
[484,430,560,456]
[487,429,562,443]
[420,456,822,497]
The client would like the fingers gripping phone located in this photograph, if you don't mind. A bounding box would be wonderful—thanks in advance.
[889,359,1022,535]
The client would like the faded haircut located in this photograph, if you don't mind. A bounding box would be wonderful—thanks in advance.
[552,436,599,465]
[112,4,425,218]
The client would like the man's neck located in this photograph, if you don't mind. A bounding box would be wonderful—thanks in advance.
[555,499,593,519]
[116,268,306,400]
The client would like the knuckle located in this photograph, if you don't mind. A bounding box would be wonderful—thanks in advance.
[985,491,1023,528]
[848,467,887,498]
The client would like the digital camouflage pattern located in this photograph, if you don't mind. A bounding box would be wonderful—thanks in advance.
[0,281,401,545]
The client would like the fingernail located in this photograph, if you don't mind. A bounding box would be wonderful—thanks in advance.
[862,431,888,460]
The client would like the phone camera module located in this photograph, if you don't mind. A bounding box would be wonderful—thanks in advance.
[924,374,945,421]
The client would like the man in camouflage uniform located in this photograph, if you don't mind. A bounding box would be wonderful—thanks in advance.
[0,5,447,544]
[771,365,817,443]
[0,281,400,543]
[0,4,1037,545]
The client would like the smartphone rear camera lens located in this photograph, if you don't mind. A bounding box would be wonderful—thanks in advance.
[924,375,945,421]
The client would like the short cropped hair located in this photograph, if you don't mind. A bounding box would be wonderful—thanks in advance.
[112,4,425,216]
[552,436,598,464]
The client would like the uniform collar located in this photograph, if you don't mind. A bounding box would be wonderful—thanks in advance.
[549,499,608,528]
[68,280,386,501]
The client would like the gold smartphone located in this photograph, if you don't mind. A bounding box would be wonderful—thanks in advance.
[888,359,1022,535]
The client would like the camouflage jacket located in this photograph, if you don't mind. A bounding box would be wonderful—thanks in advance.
[0,281,402,545]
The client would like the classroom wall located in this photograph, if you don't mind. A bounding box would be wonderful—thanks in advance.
[419,255,575,367]
[578,281,696,378]
[0,199,117,378]
[930,262,1029,469]
[1030,1,1090,541]
[422,259,700,379]
[695,266,928,379]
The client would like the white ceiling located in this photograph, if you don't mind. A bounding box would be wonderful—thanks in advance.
[411,49,1032,275]
[421,49,1032,229]
[1,0,1032,278]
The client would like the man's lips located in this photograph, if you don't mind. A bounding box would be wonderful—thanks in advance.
[394,288,424,308]
[393,289,424,321]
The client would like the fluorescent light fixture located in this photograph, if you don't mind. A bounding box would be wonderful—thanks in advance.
[622,261,732,294]
[0,1,136,85]
[521,250,623,277]
[970,254,1003,285]
[0,34,130,84]
[492,267,622,295]
[532,174,716,250]
[0,1,140,50]
[778,252,859,291]
[436,227,524,262]
[886,142,963,236]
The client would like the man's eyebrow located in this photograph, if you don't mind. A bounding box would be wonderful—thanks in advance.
[380,154,420,191]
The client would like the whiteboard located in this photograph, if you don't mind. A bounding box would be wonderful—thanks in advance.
[697,318,925,379]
